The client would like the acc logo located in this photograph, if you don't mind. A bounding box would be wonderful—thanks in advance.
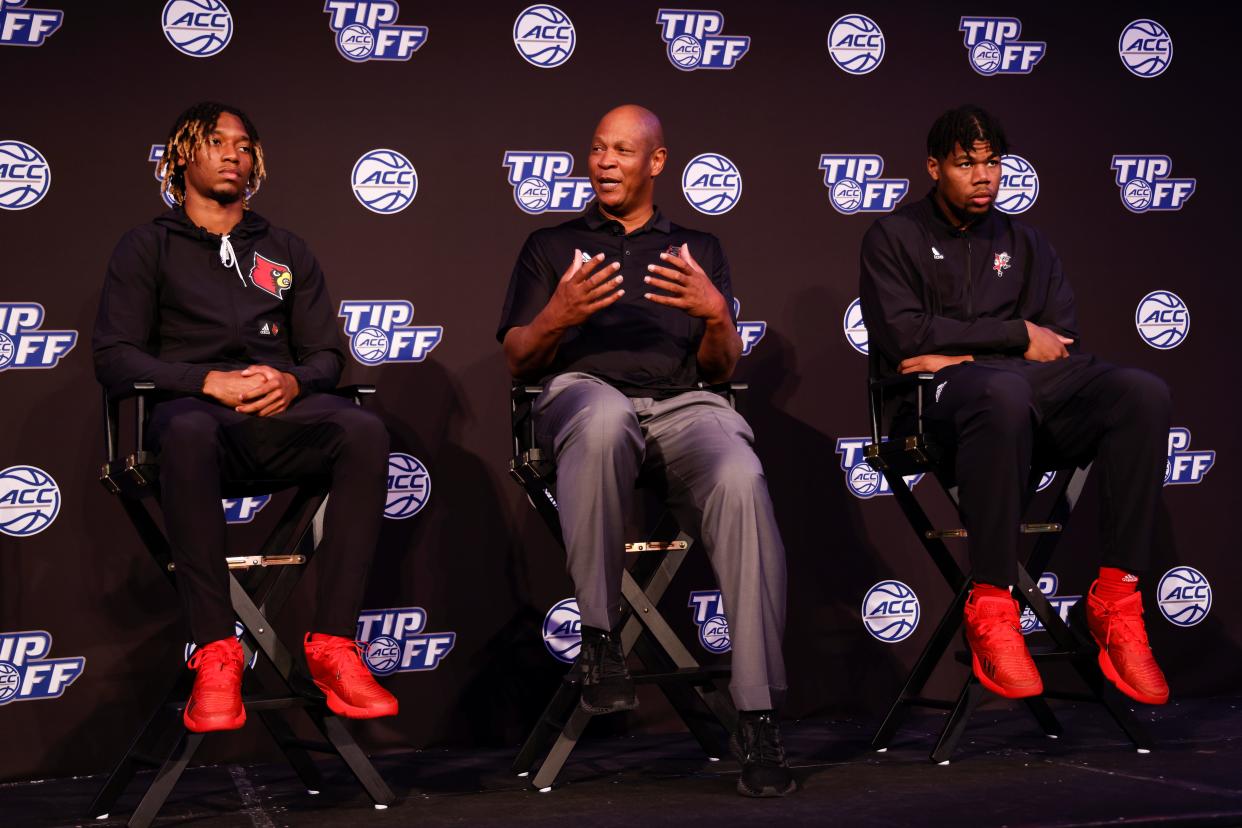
[861,580,920,643]
[835,438,922,499]
[513,4,574,68]
[0,1,62,46]
[656,9,749,71]
[1166,428,1214,486]
[184,622,257,668]
[222,495,270,524]
[543,598,581,663]
[502,151,593,215]
[0,140,50,210]
[818,154,907,214]
[1018,572,1081,635]
[1120,19,1172,78]
[733,298,766,356]
[357,607,455,673]
[324,0,427,62]
[996,154,1038,214]
[688,590,731,653]
[147,145,178,208]
[1110,155,1195,213]
[385,452,431,519]
[827,13,884,75]
[1036,470,1056,492]
[0,631,84,706]
[352,149,417,215]
[0,465,59,538]
[843,297,867,354]
[161,0,232,58]
[1135,290,1188,350]
[682,153,742,215]
[1157,566,1211,627]
[0,303,77,371]
[339,300,443,365]
[958,17,1045,75]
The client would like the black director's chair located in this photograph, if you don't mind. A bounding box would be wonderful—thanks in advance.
[863,370,1151,764]
[89,382,395,828]
[508,383,741,791]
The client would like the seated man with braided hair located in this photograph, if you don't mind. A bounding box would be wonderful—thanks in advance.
[93,101,397,732]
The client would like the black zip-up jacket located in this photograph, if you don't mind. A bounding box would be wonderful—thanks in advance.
[859,191,1079,382]
[93,207,344,398]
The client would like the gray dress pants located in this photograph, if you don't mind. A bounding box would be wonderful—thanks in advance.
[533,372,787,711]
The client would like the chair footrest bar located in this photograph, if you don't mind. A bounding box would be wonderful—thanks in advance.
[624,540,690,553]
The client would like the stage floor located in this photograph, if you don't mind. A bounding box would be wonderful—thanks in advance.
[4,695,1240,827]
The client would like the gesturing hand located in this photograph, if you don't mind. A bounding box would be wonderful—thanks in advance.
[546,249,624,329]
[235,365,300,417]
[643,244,728,321]
[899,354,974,374]
[1024,321,1074,362]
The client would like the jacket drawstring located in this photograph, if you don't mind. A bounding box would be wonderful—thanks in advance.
[219,234,246,286]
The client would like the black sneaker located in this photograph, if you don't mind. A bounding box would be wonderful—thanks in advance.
[730,712,796,797]
[576,631,637,714]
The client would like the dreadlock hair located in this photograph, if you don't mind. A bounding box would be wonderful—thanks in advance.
[926,105,1009,160]
[160,101,266,209]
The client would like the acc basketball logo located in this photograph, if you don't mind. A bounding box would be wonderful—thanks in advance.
[502,151,593,214]
[1110,155,1195,213]
[0,1,62,46]
[0,631,84,706]
[682,153,742,215]
[861,581,920,643]
[1135,290,1188,350]
[0,303,77,371]
[222,495,270,524]
[655,9,749,71]
[818,155,907,214]
[0,140,50,210]
[688,590,731,653]
[1157,566,1211,627]
[958,17,1045,76]
[339,300,443,365]
[324,0,427,62]
[843,297,867,355]
[1036,471,1056,492]
[513,5,574,68]
[1166,428,1214,486]
[835,438,922,499]
[0,465,59,538]
[357,607,455,673]
[1018,572,1080,635]
[352,149,417,215]
[996,155,1038,214]
[147,145,178,208]
[1120,19,1172,78]
[733,298,766,356]
[827,13,884,75]
[161,0,232,58]
[248,253,293,300]
[543,598,582,663]
[385,452,431,519]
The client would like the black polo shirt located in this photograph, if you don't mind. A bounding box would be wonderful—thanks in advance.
[497,204,736,397]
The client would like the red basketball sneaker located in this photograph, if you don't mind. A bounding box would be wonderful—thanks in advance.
[184,637,246,733]
[963,591,1044,699]
[303,634,399,719]
[1085,583,1170,705]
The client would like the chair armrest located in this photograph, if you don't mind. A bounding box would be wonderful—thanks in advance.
[867,373,935,446]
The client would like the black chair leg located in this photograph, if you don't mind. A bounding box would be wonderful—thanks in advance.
[128,730,206,828]
[930,680,985,765]
[256,710,326,793]
[304,709,395,806]
[512,677,581,776]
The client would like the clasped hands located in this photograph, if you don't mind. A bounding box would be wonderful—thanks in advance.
[898,321,1074,375]
[202,365,300,416]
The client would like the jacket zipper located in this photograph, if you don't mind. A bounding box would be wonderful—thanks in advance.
[965,235,974,317]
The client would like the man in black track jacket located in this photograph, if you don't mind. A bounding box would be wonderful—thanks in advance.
[859,105,1171,707]
[94,102,397,732]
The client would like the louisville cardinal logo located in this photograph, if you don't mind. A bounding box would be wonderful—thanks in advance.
[248,253,294,299]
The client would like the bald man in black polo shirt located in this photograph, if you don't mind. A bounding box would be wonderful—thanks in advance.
[497,105,793,798]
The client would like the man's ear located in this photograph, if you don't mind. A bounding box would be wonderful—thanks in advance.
[926,155,940,182]
[650,146,667,178]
